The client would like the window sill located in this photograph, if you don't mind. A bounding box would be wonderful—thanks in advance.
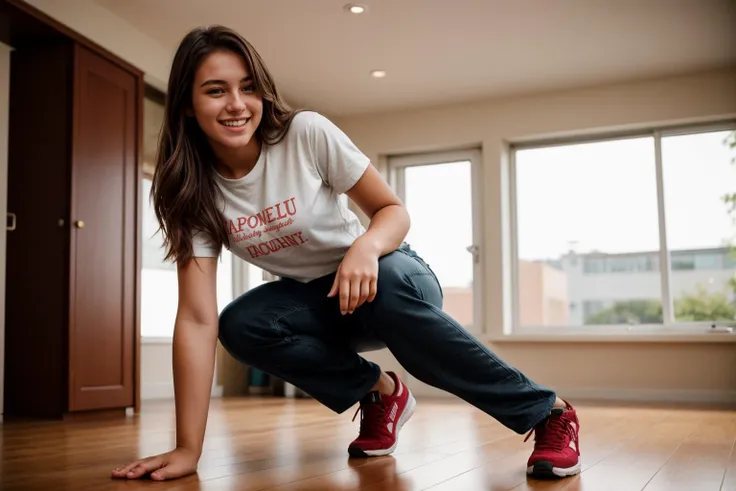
[486,330,736,344]
[141,336,173,345]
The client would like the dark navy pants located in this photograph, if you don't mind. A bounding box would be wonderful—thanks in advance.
[218,243,556,434]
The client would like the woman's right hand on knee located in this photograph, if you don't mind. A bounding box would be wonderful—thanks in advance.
[111,447,199,481]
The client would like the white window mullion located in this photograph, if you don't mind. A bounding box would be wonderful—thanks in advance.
[395,167,406,203]
[231,253,249,296]
[654,131,675,325]
[508,147,521,334]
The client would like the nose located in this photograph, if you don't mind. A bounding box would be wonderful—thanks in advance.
[226,92,246,113]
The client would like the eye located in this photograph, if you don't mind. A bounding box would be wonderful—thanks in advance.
[241,85,255,93]
[206,87,224,95]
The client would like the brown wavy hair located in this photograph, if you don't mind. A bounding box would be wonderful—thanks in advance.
[151,25,299,265]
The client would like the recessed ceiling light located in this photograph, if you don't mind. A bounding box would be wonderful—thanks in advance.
[345,4,366,14]
[370,70,386,78]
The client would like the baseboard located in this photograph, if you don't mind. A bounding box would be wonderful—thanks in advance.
[406,378,736,405]
[211,384,223,398]
[142,383,223,401]
[550,387,736,405]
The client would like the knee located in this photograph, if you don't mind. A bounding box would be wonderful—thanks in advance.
[217,296,284,361]
[375,250,442,306]
[217,301,244,348]
[376,251,418,290]
[217,302,250,358]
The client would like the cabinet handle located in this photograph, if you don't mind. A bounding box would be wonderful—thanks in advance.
[75,220,85,229]
[7,212,16,231]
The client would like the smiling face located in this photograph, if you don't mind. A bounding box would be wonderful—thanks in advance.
[191,50,263,154]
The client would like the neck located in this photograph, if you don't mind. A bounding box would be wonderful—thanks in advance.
[213,137,262,179]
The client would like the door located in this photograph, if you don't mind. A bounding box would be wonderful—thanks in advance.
[5,43,75,418]
[68,45,138,411]
[388,149,484,334]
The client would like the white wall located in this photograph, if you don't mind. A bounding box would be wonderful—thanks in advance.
[141,342,224,400]
[337,68,736,404]
[23,0,171,91]
[0,42,11,418]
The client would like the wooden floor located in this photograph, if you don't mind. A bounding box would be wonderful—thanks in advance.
[1,397,735,491]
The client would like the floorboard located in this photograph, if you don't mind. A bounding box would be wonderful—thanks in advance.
[1,397,734,491]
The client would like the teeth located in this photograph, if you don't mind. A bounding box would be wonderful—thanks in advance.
[222,119,247,127]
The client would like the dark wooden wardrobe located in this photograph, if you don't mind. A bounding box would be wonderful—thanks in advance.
[2,0,142,419]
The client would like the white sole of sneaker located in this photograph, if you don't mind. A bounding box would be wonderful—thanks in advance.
[526,461,581,478]
[357,392,417,457]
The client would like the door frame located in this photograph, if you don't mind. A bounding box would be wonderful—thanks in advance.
[0,42,10,422]
[387,147,485,334]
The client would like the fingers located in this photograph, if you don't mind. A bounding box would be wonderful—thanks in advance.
[112,456,164,480]
[358,279,371,308]
[150,463,183,481]
[328,258,379,315]
[347,277,362,313]
[339,277,351,314]
[336,273,376,315]
[112,459,145,479]
[367,278,378,303]
[327,265,340,298]
[127,458,162,479]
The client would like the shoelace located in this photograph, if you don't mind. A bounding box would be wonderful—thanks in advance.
[524,412,581,455]
[352,397,388,437]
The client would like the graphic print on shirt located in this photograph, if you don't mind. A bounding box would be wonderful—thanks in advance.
[226,197,309,259]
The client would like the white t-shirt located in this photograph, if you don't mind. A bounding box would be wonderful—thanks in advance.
[192,111,370,283]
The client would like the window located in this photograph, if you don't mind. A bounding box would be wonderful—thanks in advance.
[389,149,483,333]
[140,178,234,338]
[512,124,736,331]
[662,130,736,323]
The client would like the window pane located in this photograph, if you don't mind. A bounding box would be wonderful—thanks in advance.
[515,137,663,327]
[248,263,266,290]
[662,130,736,323]
[403,161,475,328]
[140,178,233,337]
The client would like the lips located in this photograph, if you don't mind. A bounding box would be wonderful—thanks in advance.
[219,118,250,127]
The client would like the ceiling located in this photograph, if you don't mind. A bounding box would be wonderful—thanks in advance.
[94,0,736,116]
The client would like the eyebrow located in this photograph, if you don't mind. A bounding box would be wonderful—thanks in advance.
[200,76,253,88]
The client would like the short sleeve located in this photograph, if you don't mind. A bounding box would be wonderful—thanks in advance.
[192,229,220,258]
[307,113,371,194]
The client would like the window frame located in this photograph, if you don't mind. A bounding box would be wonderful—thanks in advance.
[387,148,485,335]
[508,119,736,336]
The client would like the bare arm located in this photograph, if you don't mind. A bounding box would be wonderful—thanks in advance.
[327,164,411,313]
[173,256,220,455]
[112,256,219,481]
[346,164,410,257]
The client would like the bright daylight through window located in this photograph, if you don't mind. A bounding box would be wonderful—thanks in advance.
[140,178,233,338]
[403,161,475,329]
[513,126,736,331]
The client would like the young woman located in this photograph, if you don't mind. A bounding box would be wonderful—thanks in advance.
[112,25,581,482]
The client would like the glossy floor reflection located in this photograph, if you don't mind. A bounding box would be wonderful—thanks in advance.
[1,397,735,490]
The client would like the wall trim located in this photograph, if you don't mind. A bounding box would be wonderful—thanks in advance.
[550,387,736,405]
[486,332,736,344]
[406,379,736,406]
[144,83,165,106]
[555,387,736,405]
[142,382,223,401]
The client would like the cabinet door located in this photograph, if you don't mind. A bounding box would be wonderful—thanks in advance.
[69,45,138,411]
[4,43,74,418]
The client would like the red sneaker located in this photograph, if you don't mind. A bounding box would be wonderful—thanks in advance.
[348,371,416,457]
[524,402,581,478]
